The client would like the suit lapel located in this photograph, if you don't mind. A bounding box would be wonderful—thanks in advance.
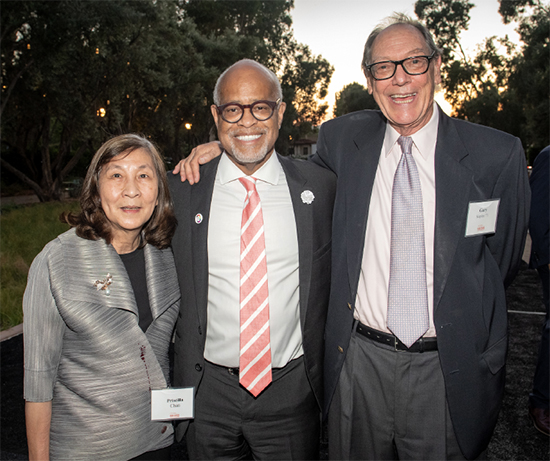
[346,113,386,296]
[144,245,180,320]
[433,111,473,311]
[191,157,221,327]
[278,155,311,326]
[63,232,138,315]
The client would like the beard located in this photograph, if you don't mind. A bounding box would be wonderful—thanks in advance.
[225,130,271,165]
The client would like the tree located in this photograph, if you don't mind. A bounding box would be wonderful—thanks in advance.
[1,0,204,200]
[1,0,335,200]
[333,82,378,118]
[415,0,549,159]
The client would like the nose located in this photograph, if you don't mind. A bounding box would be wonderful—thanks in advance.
[238,107,258,127]
[392,63,411,86]
[123,177,140,198]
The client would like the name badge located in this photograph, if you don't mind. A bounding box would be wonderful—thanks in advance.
[465,199,500,237]
[151,387,194,421]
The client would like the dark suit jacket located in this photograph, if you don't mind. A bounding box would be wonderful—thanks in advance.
[529,146,549,269]
[168,153,336,439]
[314,107,530,459]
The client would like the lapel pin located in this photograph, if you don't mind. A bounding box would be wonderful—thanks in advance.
[94,273,113,296]
[301,190,315,205]
[195,213,203,224]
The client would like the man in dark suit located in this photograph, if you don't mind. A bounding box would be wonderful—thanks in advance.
[174,14,529,461]
[168,59,336,459]
[528,146,549,436]
[316,14,530,460]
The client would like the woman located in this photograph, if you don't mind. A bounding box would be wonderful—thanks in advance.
[23,134,180,460]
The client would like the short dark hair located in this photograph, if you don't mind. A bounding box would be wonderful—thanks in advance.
[63,134,176,249]
[361,13,442,79]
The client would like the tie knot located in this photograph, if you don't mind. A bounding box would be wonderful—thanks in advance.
[398,136,413,155]
[239,176,257,193]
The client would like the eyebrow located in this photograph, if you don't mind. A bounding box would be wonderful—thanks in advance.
[103,163,154,172]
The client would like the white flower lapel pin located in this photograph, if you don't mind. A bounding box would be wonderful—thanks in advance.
[93,273,113,296]
[301,190,315,205]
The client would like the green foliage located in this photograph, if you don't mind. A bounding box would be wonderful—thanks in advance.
[415,0,549,159]
[0,200,80,330]
[333,82,378,118]
[1,0,333,199]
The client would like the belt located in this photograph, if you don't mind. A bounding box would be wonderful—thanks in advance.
[356,322,437,352]
[206,360,285,376]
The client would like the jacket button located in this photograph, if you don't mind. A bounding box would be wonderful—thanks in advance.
[347,303,352,310]
[161,426,167,434]
[195,363,202,371]
[338,346,344,353]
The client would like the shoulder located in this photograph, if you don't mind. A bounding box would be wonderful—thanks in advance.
[444,114,521,151]
[278,155,336,186]
[320,110,385,135]
[532,146,550,169]
[27,229,77,279]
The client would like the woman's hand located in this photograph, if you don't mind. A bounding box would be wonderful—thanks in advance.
[26,401,52,461]
[172,141,223,184]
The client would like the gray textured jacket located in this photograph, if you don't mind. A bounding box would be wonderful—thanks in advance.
[23,228,180,460]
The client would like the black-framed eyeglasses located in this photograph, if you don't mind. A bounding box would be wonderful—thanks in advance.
[366,52,436,81]
[215,98,281,123]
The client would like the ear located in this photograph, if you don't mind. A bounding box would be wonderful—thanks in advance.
[211,105,220,125]
[277,102,286,128]
[366,76,374,95]
[433,55,442,85]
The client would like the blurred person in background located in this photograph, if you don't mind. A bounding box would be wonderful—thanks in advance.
[528,146,549,436]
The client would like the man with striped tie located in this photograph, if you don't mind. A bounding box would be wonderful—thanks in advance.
[168,59,336,459]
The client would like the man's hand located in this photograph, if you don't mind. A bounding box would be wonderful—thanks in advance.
[172,141,223,184]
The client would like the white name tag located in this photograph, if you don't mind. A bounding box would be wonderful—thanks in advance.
[151,388,194,421]
[465,199,500,237]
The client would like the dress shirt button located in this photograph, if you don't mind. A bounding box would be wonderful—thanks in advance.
[195,363,202,371]
[338,346,344,353]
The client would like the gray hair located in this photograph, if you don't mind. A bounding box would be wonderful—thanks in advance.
[361,13,442,79]
[213,59,283,105]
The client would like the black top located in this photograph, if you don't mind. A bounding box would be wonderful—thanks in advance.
[120,247,153,332]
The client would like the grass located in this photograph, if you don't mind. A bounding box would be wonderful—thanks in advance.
[0,200,80,330]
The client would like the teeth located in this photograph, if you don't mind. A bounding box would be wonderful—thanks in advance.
[391,93,415,101]
[236,134,261,141]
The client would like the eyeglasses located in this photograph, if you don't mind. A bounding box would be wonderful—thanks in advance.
[366,52,436,81]
[215,99,281,123]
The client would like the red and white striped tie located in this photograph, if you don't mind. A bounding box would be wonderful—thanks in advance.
[238,176,272,397]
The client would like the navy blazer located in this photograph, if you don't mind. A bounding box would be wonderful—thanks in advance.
[168,154,336,439]
[314,107,530,459]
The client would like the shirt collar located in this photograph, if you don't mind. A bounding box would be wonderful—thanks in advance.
[383,102,440,159]
[218,150,281,186]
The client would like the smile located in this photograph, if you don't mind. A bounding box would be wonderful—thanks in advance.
[235,134,262,141]
[121,207,141,212]
[391,93,416,103]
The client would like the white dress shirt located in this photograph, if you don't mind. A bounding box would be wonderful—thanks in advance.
[354,103,439,337]
[204,152,303,367]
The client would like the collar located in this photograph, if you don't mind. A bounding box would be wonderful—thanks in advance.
[383,102,440,159]
[218,150,281,186]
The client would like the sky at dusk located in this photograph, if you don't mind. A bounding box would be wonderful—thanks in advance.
[290,0,521,116]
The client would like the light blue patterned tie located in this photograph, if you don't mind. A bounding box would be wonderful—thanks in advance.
[387,136,429,347]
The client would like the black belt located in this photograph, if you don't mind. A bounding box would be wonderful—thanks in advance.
[206,360,285,376]
[356,322,437,352]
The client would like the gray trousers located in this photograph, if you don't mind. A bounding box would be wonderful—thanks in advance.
[186,356,320,460]
[328,325,482,460]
